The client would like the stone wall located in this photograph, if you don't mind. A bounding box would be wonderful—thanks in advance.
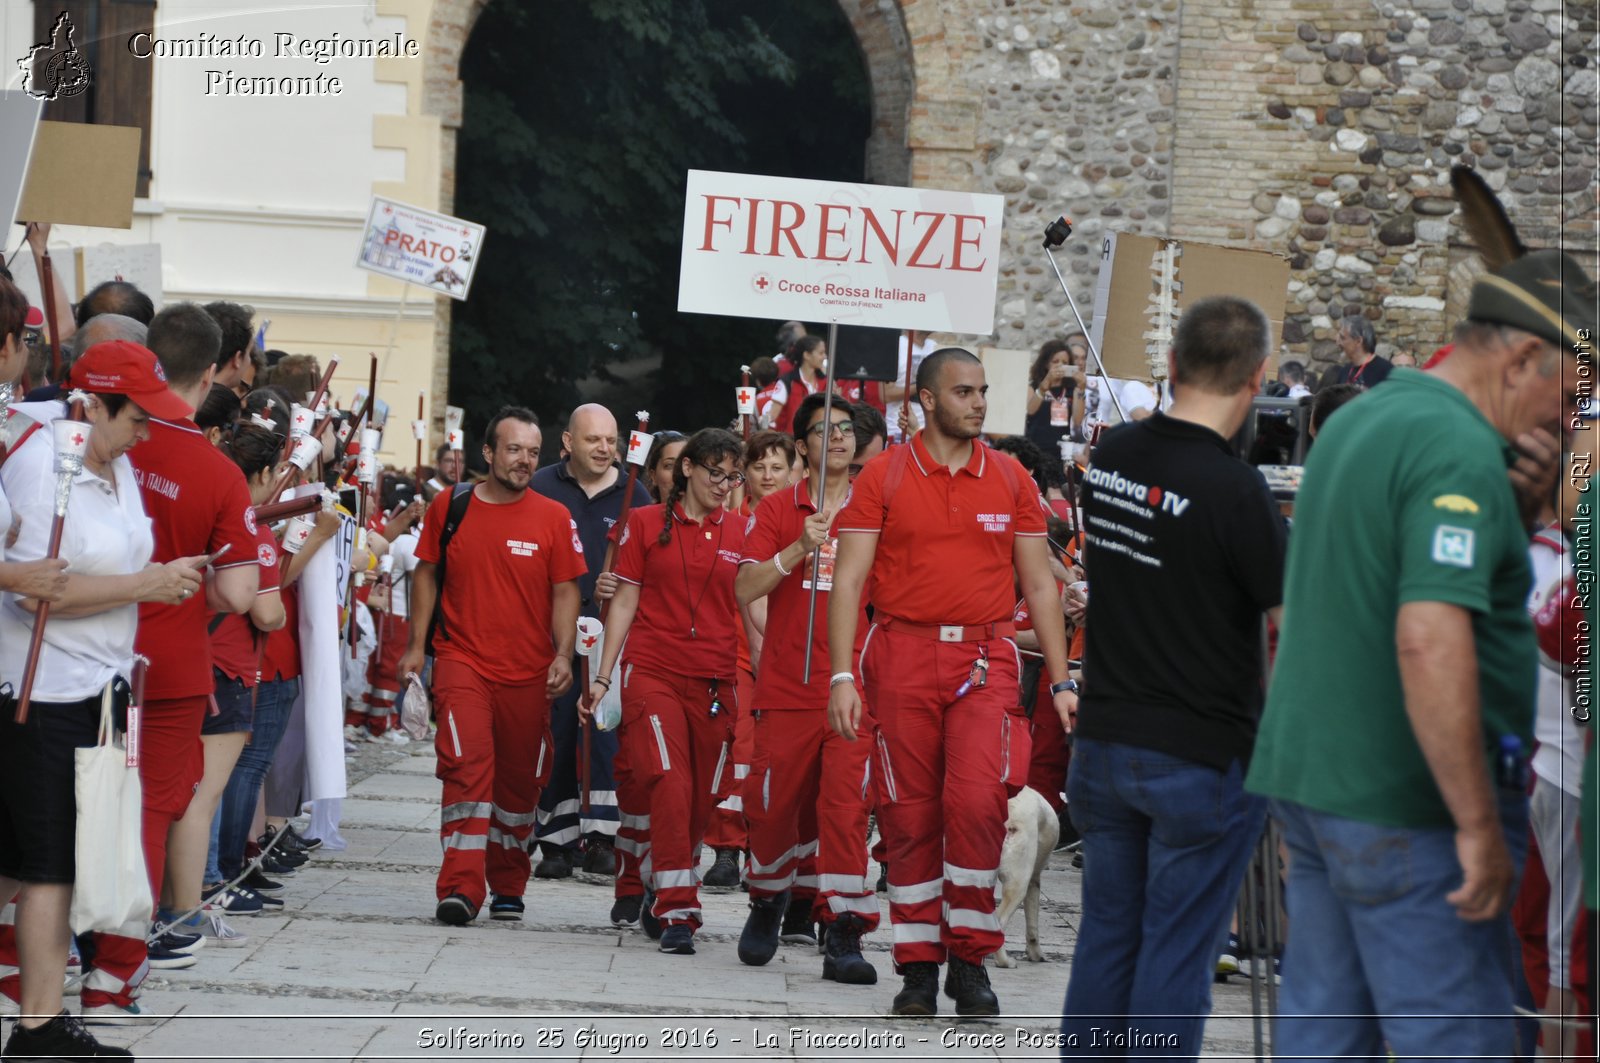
[422,0,1596,396]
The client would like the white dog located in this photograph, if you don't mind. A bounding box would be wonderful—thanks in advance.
[993,785,1059,968]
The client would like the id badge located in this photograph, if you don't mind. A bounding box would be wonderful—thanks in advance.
[1049,396,1070,427]
[803,537,838,592]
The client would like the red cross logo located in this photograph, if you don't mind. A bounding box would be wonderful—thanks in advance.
[70,432,83,446]
[628,434,642,454]
[581,635,598,650]
[751,273,772,294]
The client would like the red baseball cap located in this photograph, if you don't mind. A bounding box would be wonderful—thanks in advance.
[68,340,194,422]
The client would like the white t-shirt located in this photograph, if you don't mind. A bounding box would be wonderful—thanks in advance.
[889,334,940,442]
[1083,376,1160,426]
[388,529,420,620]
[1528,529,1582,796]
[0,426,153,701]
[1287,384,1312,400]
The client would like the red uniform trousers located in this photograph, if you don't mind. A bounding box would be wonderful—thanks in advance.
[138,695,207,900]
[1512,827,1594,1056]
[613,738,646,900]
[0,906,147,1010]
[620,666,737,929]
[360,615,410,736]
[862,625,1023,966]
[702,667,755,852]
[745,709,879,931]
[1026,667,1071,812]
[432,659,553,909]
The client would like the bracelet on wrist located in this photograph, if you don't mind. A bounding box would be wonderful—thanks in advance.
[1051,678,1078,696]
[773,551,792,577]
[830,672,856,687]
[594,675,612,689]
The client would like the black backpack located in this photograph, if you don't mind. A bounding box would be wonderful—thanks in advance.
[424,482,475,654]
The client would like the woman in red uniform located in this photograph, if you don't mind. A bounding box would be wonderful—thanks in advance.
[581,427,747,955]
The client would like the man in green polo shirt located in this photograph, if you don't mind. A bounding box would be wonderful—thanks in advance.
[1248,249,1595,1059]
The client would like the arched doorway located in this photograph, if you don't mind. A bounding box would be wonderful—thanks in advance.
[418,0,936,432]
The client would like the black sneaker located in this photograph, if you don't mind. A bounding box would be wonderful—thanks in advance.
[145,941,197,970]
[581,836,617,877]
[736,890,788,967]
[154,926,204,955]
[780,900,817,946]
[261,852,304,874]
[2,1010,133,1058]
[890,961,939,1016]
[435,894,477,926]
[658,924,695,955]
[821,914,877,985]
[609,894,643,927]
[1054,805,1081,852]
[701,848,741,890]
[243,868,285,894]
[639,888,662,941]
[285,825,323,851]
[533,847,574,880]
[944,956,1000,1016]
[488,894,524,921]
[240,885,283,911]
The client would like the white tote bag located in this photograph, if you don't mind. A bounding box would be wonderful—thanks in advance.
[70,685,152,935]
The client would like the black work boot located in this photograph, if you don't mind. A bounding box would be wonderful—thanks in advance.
[820,914,877,985]
[890,961,940,1016]
[944,955,1000,1016]
[533,845,574,880]
[780,898,818,947]
[701,847,741,889]
[737,890,788,966]
[581,835,617,876]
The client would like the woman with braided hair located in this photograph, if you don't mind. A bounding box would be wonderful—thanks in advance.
[580,427,748,956]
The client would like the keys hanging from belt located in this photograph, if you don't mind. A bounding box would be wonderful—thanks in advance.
[708,680,724,719]
[955,646,989,700]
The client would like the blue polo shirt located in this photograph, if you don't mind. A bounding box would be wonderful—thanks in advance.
[531,461,652,615]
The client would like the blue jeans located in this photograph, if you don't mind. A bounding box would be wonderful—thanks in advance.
[1060,738,1266,1061]
[215,678,299,882]
[1271,788,1530,1062]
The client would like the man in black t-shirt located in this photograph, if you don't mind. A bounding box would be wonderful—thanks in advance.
[1059,296,1287,1059]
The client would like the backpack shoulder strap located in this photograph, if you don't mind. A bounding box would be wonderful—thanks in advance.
[878,443,916,511]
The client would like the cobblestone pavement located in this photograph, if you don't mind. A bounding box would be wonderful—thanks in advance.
[88,741,1276,1061]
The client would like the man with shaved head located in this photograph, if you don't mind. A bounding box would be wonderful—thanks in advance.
[530,404,653,888]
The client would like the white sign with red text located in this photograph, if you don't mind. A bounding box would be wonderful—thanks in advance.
[356,196,485,301]
[678,170,1004,335]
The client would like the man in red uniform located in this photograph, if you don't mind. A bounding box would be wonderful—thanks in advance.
[132,306,260,966]
[400,406,585,925]
[736,392,879,984]
[828,348,1076,1017]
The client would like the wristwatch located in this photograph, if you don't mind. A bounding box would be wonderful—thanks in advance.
[1050,679,1078,696]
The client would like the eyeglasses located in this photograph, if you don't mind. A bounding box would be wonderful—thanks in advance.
[697,463,745,487]
[805,420,857,439]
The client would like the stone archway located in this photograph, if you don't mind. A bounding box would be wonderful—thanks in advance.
[413,0,983,406]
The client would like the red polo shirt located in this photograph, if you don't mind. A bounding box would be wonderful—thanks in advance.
[838,432,1048,626]
[133,418,260,700]
[210,524,282,685]
[415,485,588,685]
[263,579,300,681]
[741,483,869,709]
[614,501,745,681]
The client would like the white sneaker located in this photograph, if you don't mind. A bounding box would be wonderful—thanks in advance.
[382,729,410,745]
[198,907,250,948]
[343,724,365,742]
[81,1000,159,1026]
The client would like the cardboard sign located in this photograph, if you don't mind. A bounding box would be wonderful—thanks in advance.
[356,196,485,300]
[18,122,140,229]
[1089,231,1290,381]
[0,92,43,230]
[679,170,1005,335]
[78,243,163,306]
[978,347,1032,437]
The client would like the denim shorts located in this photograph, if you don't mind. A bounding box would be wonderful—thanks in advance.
[202,673,255,736]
